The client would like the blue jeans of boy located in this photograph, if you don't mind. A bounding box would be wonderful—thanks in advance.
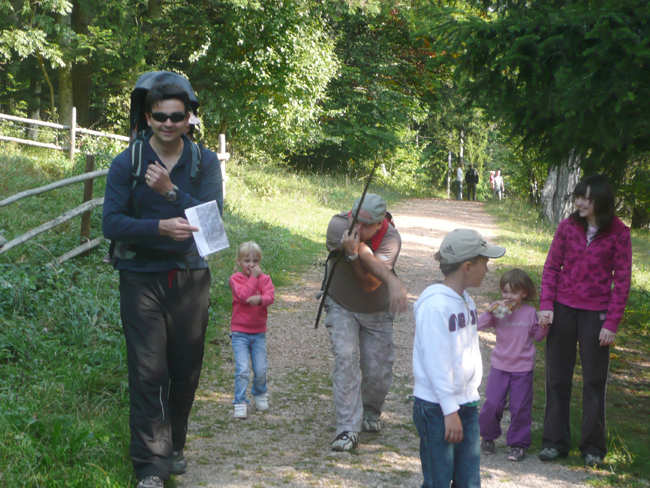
[231,332,267,404]
[413,397,481,488]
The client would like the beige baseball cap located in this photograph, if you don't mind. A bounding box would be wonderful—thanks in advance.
[351,193,387,224]
[438,228,505,264]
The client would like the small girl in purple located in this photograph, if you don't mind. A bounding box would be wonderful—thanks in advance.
[478,269,548,461]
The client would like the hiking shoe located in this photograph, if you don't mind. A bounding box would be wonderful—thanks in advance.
[584,453,603,467]
[233,403,247,419]
[137,475,163,488]
[539,447,566,461]
[508,446,526,461]
[170,449,187,475]
[331,431,359,452]
[481,439,496,454]
[362,415,382,433]
[254,393,269,412]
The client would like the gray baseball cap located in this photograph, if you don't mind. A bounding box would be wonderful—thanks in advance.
[438,228,505,264]
[351,193,387,224]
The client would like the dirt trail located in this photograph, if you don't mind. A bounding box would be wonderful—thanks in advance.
[178,198,604,488]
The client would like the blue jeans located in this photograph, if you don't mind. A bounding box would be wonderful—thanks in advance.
[231,332,267,404]
[413,397,481,488]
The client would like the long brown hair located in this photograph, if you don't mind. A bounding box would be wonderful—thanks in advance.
[571,174,615,232]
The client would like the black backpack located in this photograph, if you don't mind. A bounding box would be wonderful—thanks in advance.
[108,72,204,262]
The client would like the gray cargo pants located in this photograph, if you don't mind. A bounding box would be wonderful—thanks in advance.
[324,297,395,434]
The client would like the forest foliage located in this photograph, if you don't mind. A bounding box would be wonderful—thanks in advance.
[1,0,648,225]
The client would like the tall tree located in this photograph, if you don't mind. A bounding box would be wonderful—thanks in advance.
[0,0,71,119]
[416,0,650,224]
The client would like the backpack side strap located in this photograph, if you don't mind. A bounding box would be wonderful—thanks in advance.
[189,141,202,182]
[130,138,144,190]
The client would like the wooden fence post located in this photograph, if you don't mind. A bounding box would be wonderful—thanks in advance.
[80,154,95,254]
[69,106,77,162]
[217,133,230,200]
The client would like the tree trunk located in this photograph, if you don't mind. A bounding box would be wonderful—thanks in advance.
[72,0,91,127]
[631,205,649,229]
[27,80,42,140]
[540,149,581,225]
[144,0,162,65]
[57,13,74,126]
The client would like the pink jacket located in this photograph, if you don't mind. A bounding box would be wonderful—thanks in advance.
[540,216,631,332]
[229,272,275,334]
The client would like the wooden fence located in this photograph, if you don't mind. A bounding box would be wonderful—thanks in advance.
[0,107,130,161]
[0,110,231,265]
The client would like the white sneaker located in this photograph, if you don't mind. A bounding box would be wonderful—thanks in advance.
[254,393,269,412]
[233,403,247,419]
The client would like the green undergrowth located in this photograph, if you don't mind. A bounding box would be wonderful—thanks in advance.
[484,199,650,486]
[0,143,422,486]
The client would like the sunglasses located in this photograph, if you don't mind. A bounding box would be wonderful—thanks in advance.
[151,111,187,123]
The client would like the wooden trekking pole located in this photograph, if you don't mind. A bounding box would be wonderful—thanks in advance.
[314,159,381,329]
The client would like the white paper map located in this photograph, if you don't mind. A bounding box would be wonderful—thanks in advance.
[184,200,229,257]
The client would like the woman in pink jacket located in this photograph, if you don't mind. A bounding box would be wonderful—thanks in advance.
[537,175,632,467]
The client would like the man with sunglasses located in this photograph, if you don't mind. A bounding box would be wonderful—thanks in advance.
[103,82,223,488]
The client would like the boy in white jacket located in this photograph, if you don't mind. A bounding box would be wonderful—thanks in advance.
[413,229,505,488]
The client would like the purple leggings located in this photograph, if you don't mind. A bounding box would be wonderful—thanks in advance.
[479,367,533,448]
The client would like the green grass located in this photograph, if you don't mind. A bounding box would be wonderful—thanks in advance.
[0,143,421,486]
[485,199,650,487]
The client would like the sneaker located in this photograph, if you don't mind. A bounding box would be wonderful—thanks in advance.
[170,449,187,475]
[584,453,603,467]
[481,439,496,454]
[137,475,163,488]
[508,446,526,461]
[330,431,359,452]
[362,414,382,433]
[254,393,269,412]
[539,447,566,461]
[233,403,247,419]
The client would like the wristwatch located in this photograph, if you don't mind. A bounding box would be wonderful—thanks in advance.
[344,253,359,263]
[164,184,179,202]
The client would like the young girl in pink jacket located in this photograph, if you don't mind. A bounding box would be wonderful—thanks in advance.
[538,175,632,467]
[478,269,548,462]
[229,241,275,419]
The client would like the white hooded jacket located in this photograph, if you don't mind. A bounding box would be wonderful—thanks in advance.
[413,283,482,415]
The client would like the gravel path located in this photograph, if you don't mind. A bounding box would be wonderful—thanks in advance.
[177,198,606,488]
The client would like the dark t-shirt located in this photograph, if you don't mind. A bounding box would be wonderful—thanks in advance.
[325,212,401,313]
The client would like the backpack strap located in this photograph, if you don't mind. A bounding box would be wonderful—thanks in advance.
[189,140,202,183]
[130,136,145,190]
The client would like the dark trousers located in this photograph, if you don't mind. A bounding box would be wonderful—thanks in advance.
[542,302,609,458]
[467,183,477,201]
[479,368,533,448]
[120,269,210,480]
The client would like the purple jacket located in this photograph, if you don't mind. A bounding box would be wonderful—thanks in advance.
[478,304,548,372]
[540,216,632,332]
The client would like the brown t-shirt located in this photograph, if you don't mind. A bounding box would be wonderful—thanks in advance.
[325,212,401,313]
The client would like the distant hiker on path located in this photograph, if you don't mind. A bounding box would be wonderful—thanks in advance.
[494,170,504,200]
[538,175,632,467]
[323,193,407,452]
[103,75,223,488]
[413,228,505,488]
[465,165,479,201]
[456,164,464,200]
